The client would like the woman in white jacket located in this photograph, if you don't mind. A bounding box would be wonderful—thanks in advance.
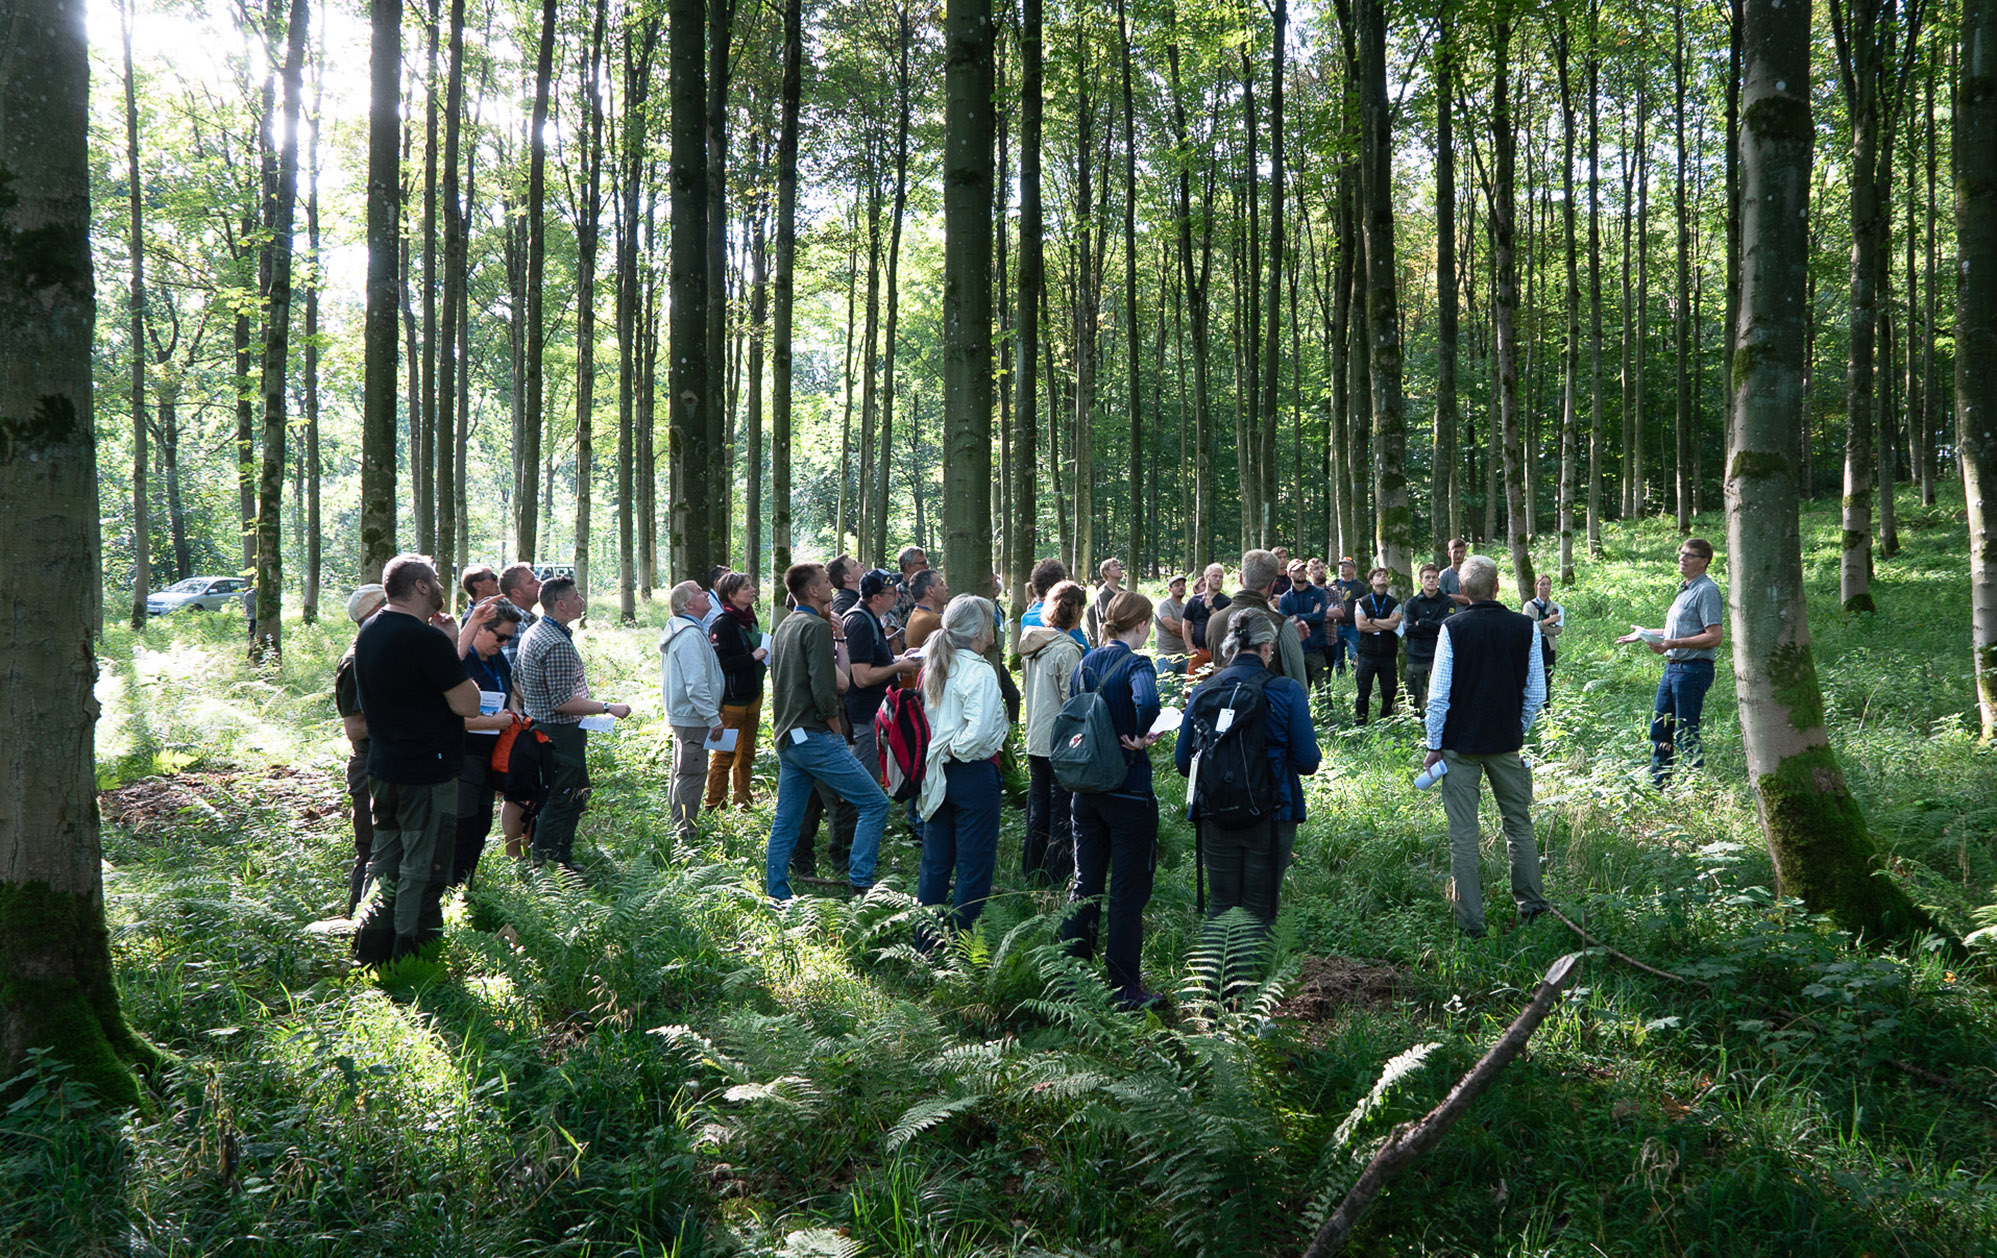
[916,594,1011,935]
[660,581,725,848]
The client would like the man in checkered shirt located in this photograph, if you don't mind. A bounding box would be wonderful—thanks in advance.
[516,576,630,865]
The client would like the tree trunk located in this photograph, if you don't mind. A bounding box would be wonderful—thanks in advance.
[876,8,913,563]
[618,12,657,623]
[0,0,157,1104]
[772,0,801,622]
[1122,0,1144,580]
[574,0,607,605]
[1072,35,1097,573]
[433,0,465,596]
[858,163,884,560]
[303,34,322,623]
[669,0,710,581]
[1920,40,1938,506]
[419,0,439,573]
[520,0,556,566]
[253,0,307,662]
[361,0,401,579]
[1557,12,1580,584]
[1433,6,1458,567]
[1730,0,1931,938]
[944,0,995,600]
[1260,0,1287,549]
[1962,0,1997,738]
[1357,0,1410,587]
[1587,0,1603,555]
[1489,6,1534,597]
[1012,0,1044,626]
[744,193,769,591]
[705,0,733,566]
[122,0,150,630]
[1168,32,1215,573]
[1675,6,1693,533]
[1633,83,1650,519]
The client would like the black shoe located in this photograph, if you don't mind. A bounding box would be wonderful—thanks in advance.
[1459,927,1487,941]
[1517,905,1548,927]
[1115,989,1169,1014]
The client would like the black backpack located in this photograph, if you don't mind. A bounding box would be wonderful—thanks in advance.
[1183,667,1278,831]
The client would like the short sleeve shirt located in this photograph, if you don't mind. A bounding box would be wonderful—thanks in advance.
[842,607,894,726]
[1666,573,1724,661]
[1154,596,1187,656]
[353,611,469,784]
[334,647,369,756]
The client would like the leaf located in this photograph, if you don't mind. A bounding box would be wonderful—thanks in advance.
[884,1092,984,1152]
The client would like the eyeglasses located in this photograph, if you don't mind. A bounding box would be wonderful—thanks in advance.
[490,629,515,642]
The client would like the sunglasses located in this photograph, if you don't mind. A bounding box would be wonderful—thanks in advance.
[489,628,516,641]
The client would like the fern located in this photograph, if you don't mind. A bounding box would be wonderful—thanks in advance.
[883,1091,985,1151]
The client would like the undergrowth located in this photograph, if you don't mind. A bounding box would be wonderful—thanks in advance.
[4,494,1994,1256]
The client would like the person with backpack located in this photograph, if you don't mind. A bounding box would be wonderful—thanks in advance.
[1018,580,1088,887]
[913,595,1011,936]
[1054,590,1166,1011]
[1176,611,1320,969]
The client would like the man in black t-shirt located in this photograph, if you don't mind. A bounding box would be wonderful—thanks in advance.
[1349,566,1403,725]
[351,554,481,964]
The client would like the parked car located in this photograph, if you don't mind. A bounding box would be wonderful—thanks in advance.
[147,576,253,616]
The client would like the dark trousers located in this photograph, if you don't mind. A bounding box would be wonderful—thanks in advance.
[1329,626,1358,674]
[1302,652,1325,688]
[1024,754,1076,889]
[532,722,590,865]
[1060,792,1159,1001]
[1650,659,1714,788]
[1354,653,1398,723]
[1404,659,1434,713]
[918,759,1003,934]
[449,751,497,888]
[353,777,457,963]
[1200,818,1296,991]
[345,750,374,916]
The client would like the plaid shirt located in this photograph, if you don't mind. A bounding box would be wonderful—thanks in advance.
[517,616,587,724]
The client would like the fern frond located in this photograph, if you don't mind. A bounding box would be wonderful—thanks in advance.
[883,1092,984,1151]
[1330,1039,1443,1151]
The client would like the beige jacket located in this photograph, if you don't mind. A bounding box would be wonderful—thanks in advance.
[1018,625,1085,758]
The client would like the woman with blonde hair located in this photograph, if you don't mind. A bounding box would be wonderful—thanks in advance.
[914,594,1011,935]
[1018,580,1088,887]
[1058,589,1165,1010]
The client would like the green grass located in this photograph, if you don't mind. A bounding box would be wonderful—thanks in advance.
[6,492,1995,1257]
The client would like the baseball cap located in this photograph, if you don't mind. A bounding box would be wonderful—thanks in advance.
[346,583,387,624]
[860,569,896,599]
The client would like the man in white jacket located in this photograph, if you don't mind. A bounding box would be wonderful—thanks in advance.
[661,581,726,847]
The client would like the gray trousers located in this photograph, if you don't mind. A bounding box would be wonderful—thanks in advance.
[670,724,709,846]
[353,777,458,962]
[1440,749,1547,935]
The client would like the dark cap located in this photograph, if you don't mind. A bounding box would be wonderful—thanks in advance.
[860,569,896,599]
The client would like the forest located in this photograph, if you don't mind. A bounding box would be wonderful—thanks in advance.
[3,0,1996,1249]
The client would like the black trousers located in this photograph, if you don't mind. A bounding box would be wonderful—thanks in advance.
[1024,754,1076,889]
[345,750,374,916]
[449,750,497,888]
[1060,792,1158,1001]
[1200,818,1297,992]
[1354,654,1398,723]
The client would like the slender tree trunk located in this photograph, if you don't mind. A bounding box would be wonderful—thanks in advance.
[0,0,158,1104]
[705,0,733,565]
[858,162,884,560]
[1073,35,1097,572]
[618,13,657,623]
[432,0,464,596]
[943,0,996,600]
[876,9,913,562]
[837,210,857,548]
[1012,0,1044,624]
[361,0,401,578]
[1587,0,1603,555]
[520,0,556,566]
[1675,6,1693,533]
[772,0,801,621]
[670,0,710,581]
[1433,6,1458,567]
[1122,0,1144,579]
[303,28,322,622]
[253,0,307,661]
[419,0,439,574]
[1633,83,1651,518]
[574,0,607,604]
[1357,0,1410,586]
[1730,0,1930,938]
[1261,0,1287,547]
[1168,32,1215,573]
[122,0,150,629]
[1962,0,1997,737]
[744,196,768,590]
[1557,12,1580,584]
[1490,4,1533,597]
[1921,40,1939,506]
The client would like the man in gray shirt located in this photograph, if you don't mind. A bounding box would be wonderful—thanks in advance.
[1617,537,1725,789]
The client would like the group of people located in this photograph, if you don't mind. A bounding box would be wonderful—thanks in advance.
[332,530,1726,1002]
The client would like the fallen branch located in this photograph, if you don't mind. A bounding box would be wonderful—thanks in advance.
[1301,952,1584,1258]
[1546,905,1711,992]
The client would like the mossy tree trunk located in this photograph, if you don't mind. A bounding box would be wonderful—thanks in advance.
[1728,0,1930,940]
[1960,0,1997,739]
[1010,0,1043,625]
[1489,4,1535,599]
[0,0,156,1104]
[1357,0,1411,590]
[361,0,402,581]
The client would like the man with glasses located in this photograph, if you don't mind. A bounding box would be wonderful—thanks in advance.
[1618,538,1725,789]
[517,577,631,865]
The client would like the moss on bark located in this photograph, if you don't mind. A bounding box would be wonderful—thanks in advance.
[0,881,161,1107]
[1755,746,1937,941]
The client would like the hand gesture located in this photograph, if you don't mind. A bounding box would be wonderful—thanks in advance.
[1614,625,1646,645]
[607,702,632,719]
[1119,732,1161,751]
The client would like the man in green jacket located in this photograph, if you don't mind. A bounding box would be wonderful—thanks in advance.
[1202,548,1310,683]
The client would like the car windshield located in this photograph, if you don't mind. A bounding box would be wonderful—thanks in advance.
[164,579,207,593]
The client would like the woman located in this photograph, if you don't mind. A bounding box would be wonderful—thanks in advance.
[706,572,770,808]
[1018,580,1087,888]
[1524,573,1564,700]
[452,597,525,887]
[916,595,1011,935]
[1058,590,1165,1011]
[1175,611,1319,983]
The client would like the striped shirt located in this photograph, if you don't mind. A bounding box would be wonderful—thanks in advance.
[517,616,588,724]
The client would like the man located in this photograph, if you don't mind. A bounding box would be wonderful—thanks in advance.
[1204,549,1309,682]
[1183,562,1230,667]
[1084,557,1125,646]
[497,563,542,668]
[516,576,632,866]
[1437,538,1473,607]
[1350,565,1404,724]
[460,564,500,614]
[901,569,950,687]
[1153,574,1189,674]
[889,546,929,645]
[844,569,923,779]
[1306,557,1337,674]
[1021,557,1088,649]
[350,555,481,963]
[1420,554,1549,938]
[1328,558,1366,675]
[700,565,730,632]
[828,555,863,617]
[335,583,388,916]
[1401,562,1456,712]
[1269,546,1294,598]
[766,562,891,897]
[1617,538,1725,789]
[1277,558,1331,686]
[661,581,726,847]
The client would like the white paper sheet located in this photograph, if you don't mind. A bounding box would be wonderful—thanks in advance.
[703,727,739,752]
[579,713,617,731]
[1148,706,1183,737]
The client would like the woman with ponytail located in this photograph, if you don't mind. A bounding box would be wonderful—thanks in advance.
[916,594,1011,934]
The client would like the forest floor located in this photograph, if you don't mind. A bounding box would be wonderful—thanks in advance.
[6,496,1996,1257]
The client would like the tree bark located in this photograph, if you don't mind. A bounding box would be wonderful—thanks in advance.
[1122,0,1144,580]
[520,0,557,566]
[876,8,914,563]
[1961,0,1997,737]
[1556,12,1580,584]
[670,0,711,581]
[1490,5,1534,598]
[0,0,157,1103]
[1261,0,1287,550]
[772,0,801,621]
[1012,0,1044,626]
[303,29,322,623]
[1587,0,1603,556]
[1357,0,1410,588]
[433,0,465,596]
[574,0,608,604]
[944,0,996,601]
[1730,0,1932,938]
[361,0,401,580]
[1433,5,1458,568]
[122,0,150,630]
[618,11,658,623]
[253,0,308,662]
[705,0,733,566]
[1167,30,1214,573]
[1675,6,1693,534]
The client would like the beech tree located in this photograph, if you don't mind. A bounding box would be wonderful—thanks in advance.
[1962,0,1996,737]
[360,0,401,580]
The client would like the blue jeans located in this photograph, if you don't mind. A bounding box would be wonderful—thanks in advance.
[917,759,1002,934]
[766,729,889,898]
[1650,659,1715,788]
[1330,625,1359,674]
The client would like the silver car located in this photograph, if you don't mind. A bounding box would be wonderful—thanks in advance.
[146,576,253,616]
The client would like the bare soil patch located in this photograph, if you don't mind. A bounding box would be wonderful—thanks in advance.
[101,765,342,837]
[1276,956,1404,1022]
